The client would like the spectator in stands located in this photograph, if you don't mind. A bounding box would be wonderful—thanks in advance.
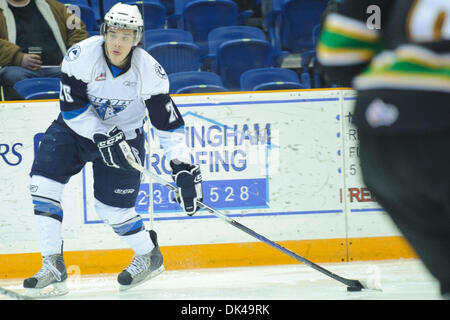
[0,0,88,100]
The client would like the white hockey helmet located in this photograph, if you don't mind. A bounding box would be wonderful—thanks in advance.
[101,2,144,46]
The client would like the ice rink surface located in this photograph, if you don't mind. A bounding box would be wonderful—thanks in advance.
[0,259,443,301]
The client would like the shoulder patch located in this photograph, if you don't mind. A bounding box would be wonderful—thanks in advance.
[154,62,167,79]
[65,45,81,62]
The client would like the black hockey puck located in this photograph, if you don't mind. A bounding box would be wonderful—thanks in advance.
[347,286,362,292]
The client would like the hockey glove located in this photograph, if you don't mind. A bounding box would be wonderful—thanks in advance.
[170,161,203,216]
[93,127,138,170]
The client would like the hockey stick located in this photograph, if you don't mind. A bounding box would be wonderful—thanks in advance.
[125,155,377,291]
[144,114,154,230]
[0,286,32,300]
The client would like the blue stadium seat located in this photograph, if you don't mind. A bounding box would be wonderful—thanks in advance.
[146,42,201,74]
[89,0,102,21]
[143,28,194,50]
[103,0,124,14]
[159,0,174,16]
[61,0,100,23]
[240,67,306,91]
[13,78,61,100]
[59,0,90,6]
[281,0,328,53]
[300,23,321,88]
[123,0,166,30]
[216,39,275,91]
[208,25,266,55]
[65,3,98,31]
[168,0,251,29]
[204,26,266,70]
[169,71,227,94]
[263,0,285,53]
[183,0,238,56]
[167,0,192,28]
[204,26,286,71]
[103,0,165,23]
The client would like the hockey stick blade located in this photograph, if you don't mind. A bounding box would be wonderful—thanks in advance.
[0,287,32,300]
[126,156,377,291]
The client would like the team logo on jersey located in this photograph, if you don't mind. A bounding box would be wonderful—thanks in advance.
[123,81,136,87]
[65,45,81,61]
[95,72,106,81]
[365,98,399,128]
[114,188,135,195]
[154,63,167,79]
[88,95,132,120]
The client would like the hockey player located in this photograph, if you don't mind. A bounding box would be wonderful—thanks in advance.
[318,0,450,298]
[24,2,203,297]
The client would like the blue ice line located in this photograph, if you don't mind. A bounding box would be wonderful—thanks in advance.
[83,209,343,224]
[176,97,339,108]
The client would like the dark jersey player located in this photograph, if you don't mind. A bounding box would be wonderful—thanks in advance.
[318,0,450,299]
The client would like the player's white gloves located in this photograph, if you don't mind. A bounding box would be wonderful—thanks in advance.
[93,127,138,170]
[170,161,203,216]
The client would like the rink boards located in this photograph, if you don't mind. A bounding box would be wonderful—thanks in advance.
[0,89,416,278]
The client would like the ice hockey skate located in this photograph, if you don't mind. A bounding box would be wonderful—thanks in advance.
[23,253,68,299]
[118,230,164,291]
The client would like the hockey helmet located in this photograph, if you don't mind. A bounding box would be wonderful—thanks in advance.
[101,2,144,46]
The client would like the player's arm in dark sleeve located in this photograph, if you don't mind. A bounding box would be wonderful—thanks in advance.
[145,93,202,215]
[59,72,111,139]
[144,93,190,162]
[59,72,90,120]
[145,93,184,131]
[317,0,390,86]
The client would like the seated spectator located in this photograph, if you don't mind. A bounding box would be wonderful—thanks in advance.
[0,0,88,100]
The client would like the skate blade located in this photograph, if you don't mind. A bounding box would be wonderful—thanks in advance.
[119,265,165,292]
[24,281,69,299]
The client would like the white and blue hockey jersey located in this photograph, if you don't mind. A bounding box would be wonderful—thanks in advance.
[59,36,190,162]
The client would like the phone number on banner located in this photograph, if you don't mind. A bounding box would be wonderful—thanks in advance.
[136,178,268,215]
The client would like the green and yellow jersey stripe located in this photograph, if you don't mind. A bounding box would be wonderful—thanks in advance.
[318,13,450,93]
